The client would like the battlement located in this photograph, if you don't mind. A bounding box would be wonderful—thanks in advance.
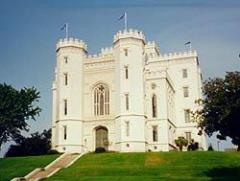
[159,50,197,59]
[86,47,113,62]
[56,37,87,52]
[113,29,145,43]
[145,41,161,54]
[147,50,197,62]
[101,47,113,55]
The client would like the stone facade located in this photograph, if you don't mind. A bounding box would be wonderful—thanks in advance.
[51,29,207,153]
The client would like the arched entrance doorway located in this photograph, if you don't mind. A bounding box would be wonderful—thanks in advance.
[95,126,108,150]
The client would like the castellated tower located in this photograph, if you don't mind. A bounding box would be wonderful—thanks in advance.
[52,38,87,153]
[113,29,146,152]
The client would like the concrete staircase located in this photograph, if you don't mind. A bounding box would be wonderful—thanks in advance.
[12,153,84,181]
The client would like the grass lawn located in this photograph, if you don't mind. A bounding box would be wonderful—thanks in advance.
[0,154,59,181]
[46,152,240,181]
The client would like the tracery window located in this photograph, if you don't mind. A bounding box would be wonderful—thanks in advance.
[94,84,110,116]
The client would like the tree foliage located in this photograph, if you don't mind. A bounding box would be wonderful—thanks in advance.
[197,71,240,151]
[0,83,41,149]
[5,129,52,157]
[175,136,188,151]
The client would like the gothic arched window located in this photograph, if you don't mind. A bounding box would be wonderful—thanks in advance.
[94,84,110,116]
[152,94,157,118]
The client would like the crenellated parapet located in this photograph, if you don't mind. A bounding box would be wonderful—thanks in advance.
[56,37,87,52]
[85,46,113,62]
[145,41,160,54]
[113,29,145,43]
[101,47,113,55]
[159,50,197,60]
[147,50,197,61]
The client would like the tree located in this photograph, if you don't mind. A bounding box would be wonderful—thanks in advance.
[5,129,51,157]
[187,139,199,151]
[197,71,240,151]
[175,136,188,151]
[0,83,41,149]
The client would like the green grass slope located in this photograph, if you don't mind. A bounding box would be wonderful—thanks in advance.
[46,152,240,181]
[0,154,59,181]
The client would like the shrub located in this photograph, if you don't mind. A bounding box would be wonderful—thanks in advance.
[208,144,214,151]
[48,149,60,154]
[95,147,106,153]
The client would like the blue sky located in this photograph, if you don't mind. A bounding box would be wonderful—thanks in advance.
[0,0,240,155]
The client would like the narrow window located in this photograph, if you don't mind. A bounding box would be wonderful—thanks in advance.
[64,56,68,64]
[125,94,129,111]
[100,94,104,115]
[124,49,128,56]
[182,69,188,78]
[183,87,189,97]
[63,125,67,140]
[64,73,68,85]
[152,126,158,142]
[126,121,130,137]
[185,132,191,144]
[64,99,67,115]
[184,109,190,123]
[152,94,157,118]
[124,66,128,79]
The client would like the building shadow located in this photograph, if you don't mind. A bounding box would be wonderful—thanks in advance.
[204,166,240,181]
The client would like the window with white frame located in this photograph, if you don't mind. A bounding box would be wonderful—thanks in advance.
[124,48,128,56]
[152,126,158,142]
[184,109,191,123]
[183,87,189,97]
[64,73,68,85]
[63,125,67,140]
[182,69,188,78]
[125,93,129,111]
[152,94,157,118]
[185,132,191,144]
[64,99,67,115]
[64,56,68,64]
[124,66,129,79]
[126,121,130,137]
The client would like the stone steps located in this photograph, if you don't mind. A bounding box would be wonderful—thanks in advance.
[11,153,83,181]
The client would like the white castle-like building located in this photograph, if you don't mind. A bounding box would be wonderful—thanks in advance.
[51,29,207,153]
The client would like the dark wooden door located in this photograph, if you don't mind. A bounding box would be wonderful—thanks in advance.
[95,127,108,150]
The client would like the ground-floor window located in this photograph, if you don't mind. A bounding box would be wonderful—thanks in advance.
[152,126,158,142]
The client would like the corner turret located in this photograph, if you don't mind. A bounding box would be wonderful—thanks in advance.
[56,37,87,53]
[113,29,145,44]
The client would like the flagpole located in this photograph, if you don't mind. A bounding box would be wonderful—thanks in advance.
[124,12,127,30]
[189,42,192,52]
[66,23,68,39]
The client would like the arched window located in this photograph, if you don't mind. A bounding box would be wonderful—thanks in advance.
[152,94,157,118]
[94,84,110,116]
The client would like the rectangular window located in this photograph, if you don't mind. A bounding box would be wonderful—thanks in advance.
[125,94,129,111]
[152,126,158,142]
[184,109,190,123]
[182,69,188,78]
[64,56,68,64]
[63,125,67,140]
[124,49,128,56]
[64,99,67,115]
[64,73,68,85]
[183,87,189,97]
[124,66,128,79]
[185,132,191,143]
[126,121,130,137]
